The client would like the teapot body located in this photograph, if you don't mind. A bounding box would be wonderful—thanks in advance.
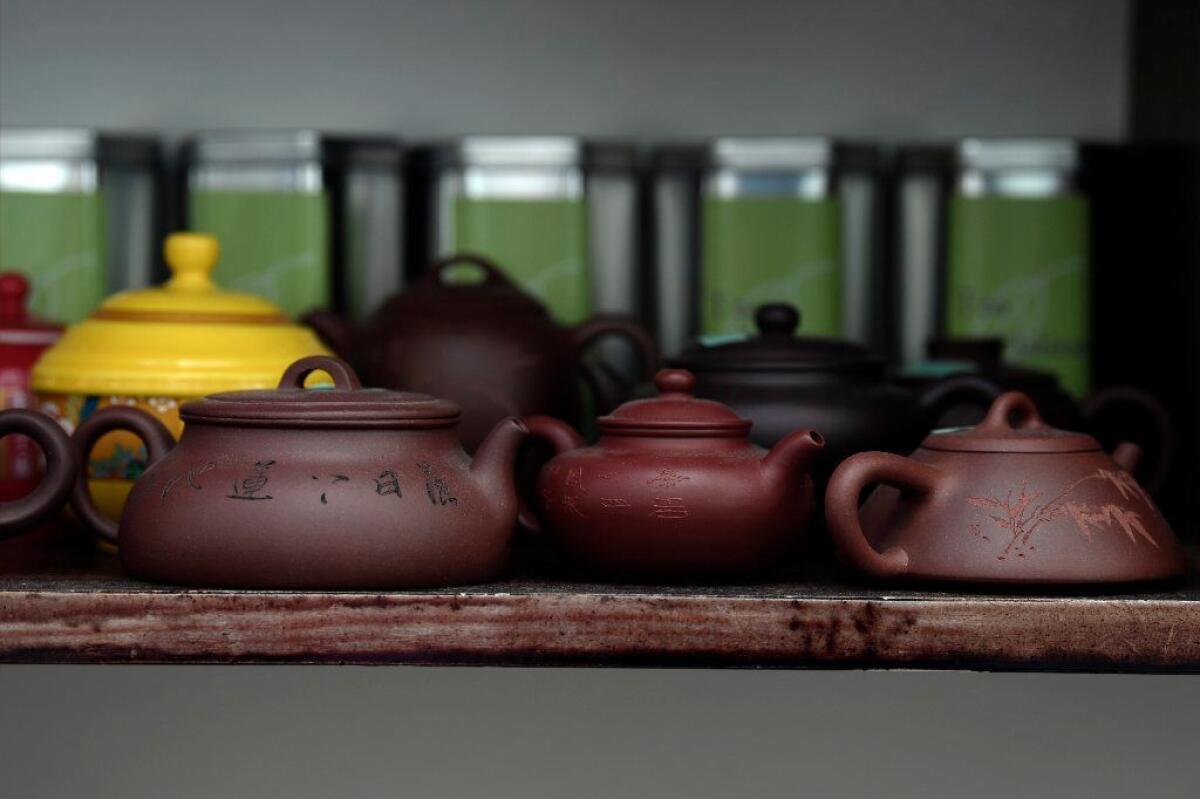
[119,423,515,589]
[535,435,814,580]
[361,305,576,451]
[856,446,1185,584]
[690,369,923,481]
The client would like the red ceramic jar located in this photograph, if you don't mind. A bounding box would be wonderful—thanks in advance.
[0,273,62,500]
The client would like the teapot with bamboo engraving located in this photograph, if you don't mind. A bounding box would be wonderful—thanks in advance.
[825,391,1187,585]
[522,369,824,580]
[69,356,528,589]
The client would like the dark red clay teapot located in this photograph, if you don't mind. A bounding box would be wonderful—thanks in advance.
[0,409,78,538]
[522,369,824,581]
[305,253,658,451]
[69,356,529,589]
[825,392,1187,585]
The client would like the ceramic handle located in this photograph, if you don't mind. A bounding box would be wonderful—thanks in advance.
[426,253,513,288]
[1082,386,1173,495]
[569,315,659,412]
[70,407,176,544]
[917,374,1002,427]
[278,355,362,391]
[825,451,943,579]
[0,410,79,539]
[517,415,585,533]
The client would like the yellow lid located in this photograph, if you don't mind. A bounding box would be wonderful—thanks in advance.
[32,233,332,395]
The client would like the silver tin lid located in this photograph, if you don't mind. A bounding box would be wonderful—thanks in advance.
[187,130,401,166]
[427,136,635,171]
[956,138,1081,197]
[0,128,159,165]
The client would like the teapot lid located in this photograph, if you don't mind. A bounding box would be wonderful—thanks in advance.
[0,272,61,345]
[31,233,330,395]
[922,391,1099,453]
[384,253,547,319]
[672,304,881,373]
[599,369,752,437]
[182,356,461,429]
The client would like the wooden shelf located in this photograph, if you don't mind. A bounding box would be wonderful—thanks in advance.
[1,541,1197,671]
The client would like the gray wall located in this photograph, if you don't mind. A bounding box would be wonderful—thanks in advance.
[1,0,1128,141]
[5,3,1192,798]
[1,667,1198,799]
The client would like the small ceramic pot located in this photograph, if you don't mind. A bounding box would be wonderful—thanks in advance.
[33,233,330,524]
[523,369,824,580]
[0,273,62,501]
[70,356,528,589]
[304,253,659,450]
[0,409,78,538]
[825,392,1187,585]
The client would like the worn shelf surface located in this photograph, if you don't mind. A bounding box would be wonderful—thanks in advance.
[1,539,1197,672]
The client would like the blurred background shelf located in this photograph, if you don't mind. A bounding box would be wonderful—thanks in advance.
[1,548,1196,671]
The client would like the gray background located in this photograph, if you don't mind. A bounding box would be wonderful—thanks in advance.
[1,0,1127,141]
[2,2,1196,797]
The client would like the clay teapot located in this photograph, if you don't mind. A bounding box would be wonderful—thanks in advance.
[893,337,1175,494]
[825,391,1187,585]
[69,356,528,589]
[522,369,824,580]
[0,409,78,538]
[669,303,994,486]
[305,253,658,450]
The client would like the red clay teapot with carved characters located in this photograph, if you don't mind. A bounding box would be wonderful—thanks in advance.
[825,391,1187,585]
[69,356,528,589]
[523,369,824,580]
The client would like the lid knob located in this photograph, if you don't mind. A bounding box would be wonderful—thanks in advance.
[0,272,29,321]
[164,233,220,292]
[980,391,1046,432]
[755,303,799,337]
[655,368,695,397]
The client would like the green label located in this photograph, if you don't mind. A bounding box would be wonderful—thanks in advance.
[701,197,841,336]
[0,191,106,323]
[451,197,589,324]
[946,195,1091,396]
[191,190,330,316]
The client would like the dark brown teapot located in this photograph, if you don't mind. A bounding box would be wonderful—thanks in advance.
[69,356,529,589]
[522,369,824,581]
[670,303,993,486]
[825,391,1187,585]
[305,254,658,450]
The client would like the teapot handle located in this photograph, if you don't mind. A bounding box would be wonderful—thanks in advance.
[70,406,176,545]
[569,315,659,412]
[0,410,79,539]
[517,415,585,533]
[1082,386,1174,496]
[278,355,362,390]
[917,374,1003,427]
[424,252,515,288]
[825,451,943,579]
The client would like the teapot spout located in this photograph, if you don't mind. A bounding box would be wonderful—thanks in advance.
[762,429,825,487]
[301,309,359,361]
[470,417,530,511]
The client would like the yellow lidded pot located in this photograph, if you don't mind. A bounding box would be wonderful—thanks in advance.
[33,232,332,524]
